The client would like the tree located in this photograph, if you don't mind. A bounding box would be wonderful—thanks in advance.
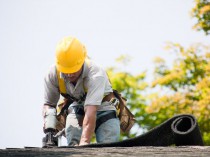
[146,43,210,145]
[191,0,210,35]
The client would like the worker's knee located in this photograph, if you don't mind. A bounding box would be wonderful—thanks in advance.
[96,118,120,143]
[65,113,83,146]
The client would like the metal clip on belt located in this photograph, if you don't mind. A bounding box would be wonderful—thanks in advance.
[110,98,120,109]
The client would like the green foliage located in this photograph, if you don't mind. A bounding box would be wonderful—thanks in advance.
[191,0,210,35]
[147,43,210,145]
[103,1,210,143]
[107,48,210,145]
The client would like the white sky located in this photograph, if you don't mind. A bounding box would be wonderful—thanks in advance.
[0,0,209,149]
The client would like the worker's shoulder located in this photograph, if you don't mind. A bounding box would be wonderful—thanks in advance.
[48,64,57,73]
[45,64,57,79]
[86,60,106,77]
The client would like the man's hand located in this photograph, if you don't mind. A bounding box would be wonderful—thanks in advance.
[79,105,98,146]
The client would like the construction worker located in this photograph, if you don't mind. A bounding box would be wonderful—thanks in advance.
[42,36,120,146]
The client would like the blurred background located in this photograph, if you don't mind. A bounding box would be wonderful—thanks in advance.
[0,0,209,148]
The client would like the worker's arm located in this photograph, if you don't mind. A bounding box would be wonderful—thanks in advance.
[43,66,60,131]
[79,105,98,145]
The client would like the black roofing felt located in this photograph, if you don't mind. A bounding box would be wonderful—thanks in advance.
[0,114,207,157]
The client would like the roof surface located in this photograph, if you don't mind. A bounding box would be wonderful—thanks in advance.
[1,146,210,157]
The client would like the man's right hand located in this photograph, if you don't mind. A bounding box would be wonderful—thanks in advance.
[42,105,58,147]
[43,105,57,132]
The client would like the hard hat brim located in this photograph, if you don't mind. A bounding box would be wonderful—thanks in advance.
[56,61,84,74]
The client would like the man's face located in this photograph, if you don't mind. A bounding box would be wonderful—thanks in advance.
[63,66,83,83]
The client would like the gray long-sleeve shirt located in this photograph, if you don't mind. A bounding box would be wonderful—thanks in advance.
[44,60,116,111]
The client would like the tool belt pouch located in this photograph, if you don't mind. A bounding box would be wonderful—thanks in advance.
[113,90,135,133]
[56,112,67,132]
[56,98,72,132]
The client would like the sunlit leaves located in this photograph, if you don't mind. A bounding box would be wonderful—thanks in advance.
[107,43,210,144]
[148,43,210,145]
[115,54,132,66]
[191,0,210,35]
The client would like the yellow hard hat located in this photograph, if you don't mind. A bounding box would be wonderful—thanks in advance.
[55,36,87,73]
